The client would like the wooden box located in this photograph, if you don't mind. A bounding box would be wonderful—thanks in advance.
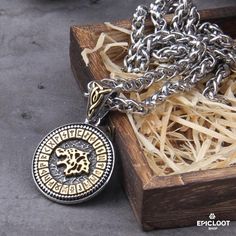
[70,7,236,230]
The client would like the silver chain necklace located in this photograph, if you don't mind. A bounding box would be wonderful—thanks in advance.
[32,0,236,204]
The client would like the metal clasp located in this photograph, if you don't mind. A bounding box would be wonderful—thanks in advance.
[84,81,115,126]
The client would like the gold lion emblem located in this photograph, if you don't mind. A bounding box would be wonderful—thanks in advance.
[55,147,91,177]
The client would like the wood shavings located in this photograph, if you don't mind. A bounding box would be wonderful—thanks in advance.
[104,22,132,35]
[81,22,236,176]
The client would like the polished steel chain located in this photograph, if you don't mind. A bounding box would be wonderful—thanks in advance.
[87,0,236,123]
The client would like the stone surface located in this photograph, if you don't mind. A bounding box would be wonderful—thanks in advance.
[0,0,236,235]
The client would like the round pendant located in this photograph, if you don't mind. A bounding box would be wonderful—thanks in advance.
[32,123,115,204]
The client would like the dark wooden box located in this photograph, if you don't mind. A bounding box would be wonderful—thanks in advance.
[70,7,236,230]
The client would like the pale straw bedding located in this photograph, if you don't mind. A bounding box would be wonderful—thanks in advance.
[82,22,236,176]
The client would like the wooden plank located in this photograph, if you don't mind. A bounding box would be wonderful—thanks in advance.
[70,7,236,230]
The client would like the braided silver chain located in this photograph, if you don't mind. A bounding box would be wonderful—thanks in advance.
[91,0,236,117]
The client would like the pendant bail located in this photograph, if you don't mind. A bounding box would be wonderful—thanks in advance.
[85,81,115,126]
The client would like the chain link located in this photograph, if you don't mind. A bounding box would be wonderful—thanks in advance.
[98,0,236,115]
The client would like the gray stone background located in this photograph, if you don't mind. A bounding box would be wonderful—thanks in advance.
[0,0,236,235]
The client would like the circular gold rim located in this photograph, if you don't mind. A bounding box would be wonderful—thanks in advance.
[32,123,115,204]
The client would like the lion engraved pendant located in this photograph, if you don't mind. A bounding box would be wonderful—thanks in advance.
[32,123,115,204]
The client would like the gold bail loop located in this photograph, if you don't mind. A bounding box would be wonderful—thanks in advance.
[85,81,113,126]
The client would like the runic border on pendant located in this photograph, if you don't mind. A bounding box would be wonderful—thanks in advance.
[32,123,115,204]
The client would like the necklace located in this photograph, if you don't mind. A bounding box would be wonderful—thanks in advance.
[32,0,236,203]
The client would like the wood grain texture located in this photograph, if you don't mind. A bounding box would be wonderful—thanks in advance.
[70,7,236,230]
